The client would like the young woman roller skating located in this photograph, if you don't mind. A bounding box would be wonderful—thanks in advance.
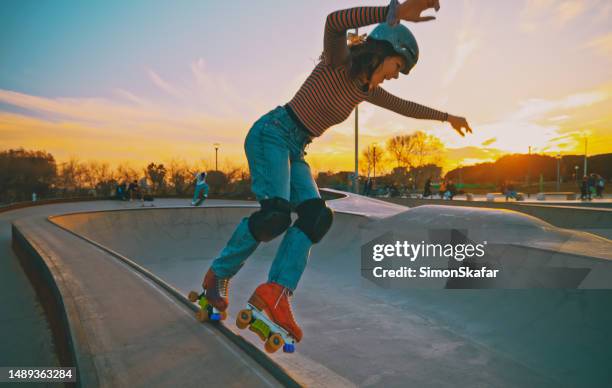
[193,0,473,353]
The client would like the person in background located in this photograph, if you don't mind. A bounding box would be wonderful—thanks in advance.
[423,177,432,198]
[588,174,597,200]
[443,179,456,200]
[127,180,139,201]
[192,171,209,206]
[596,174,605,199]
[580,175,590,201]
[139,176,151,205]
[505,182,518,201]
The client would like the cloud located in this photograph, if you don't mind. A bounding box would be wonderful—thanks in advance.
[0,85,251,167]
[520,0,595,31]
[510,91,607,121]
[556,0,586,24]
[474,88,609,154]
[548,115,570,122]
[445,146,504,169]
[587,32,612,56]
[443,0,480,86]
[114,89,149,106]
[481,137,497,146]
[146,69,184,99]
[443,39,479,86]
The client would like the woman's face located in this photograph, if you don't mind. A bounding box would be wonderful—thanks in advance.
[368,56,406,91]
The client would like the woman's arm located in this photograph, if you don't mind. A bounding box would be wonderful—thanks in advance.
[366,87,473,136]
[322,0,441,67]
[322,6,389,67]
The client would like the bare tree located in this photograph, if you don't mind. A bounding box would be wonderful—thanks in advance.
[361,144,385,177]
[145,163,167,193]
[116,163,139,184]
[411,131,444,167]
[167,159,193,195]
[58,158,87,194]
[387,135,416,168]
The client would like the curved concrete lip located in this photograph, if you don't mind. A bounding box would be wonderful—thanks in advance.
[23,190,611,386]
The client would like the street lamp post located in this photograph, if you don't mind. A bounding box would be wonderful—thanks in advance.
[583,136,588,176]
[556,153,561,191]
[372,144,377,181]
[213,143,220,171]
[527,145,531,189]
[353,27,359,194]
[574,165,579,185]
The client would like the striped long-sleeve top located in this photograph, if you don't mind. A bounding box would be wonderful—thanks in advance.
[286,5,448,137]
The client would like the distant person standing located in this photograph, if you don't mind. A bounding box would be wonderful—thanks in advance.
[192,171,209,206]
[117,182,128,200]
[128,180,139,201]
[443,179,456,200]
[580,176,590,201]
[363,177,373,196]
[139,177,152,205]
[596,174,605,198]
[505,182,518,201]
[423,178,432,198]
[588,174,597,199]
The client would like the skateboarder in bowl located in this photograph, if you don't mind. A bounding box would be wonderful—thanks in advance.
[192,171,209,206]
[197,0,473,352]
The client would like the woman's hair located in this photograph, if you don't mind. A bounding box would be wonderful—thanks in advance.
[347,38,399,80]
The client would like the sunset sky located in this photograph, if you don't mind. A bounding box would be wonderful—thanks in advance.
[1,0,611,173]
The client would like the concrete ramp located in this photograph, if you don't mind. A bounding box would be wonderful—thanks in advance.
[49,203,612,387]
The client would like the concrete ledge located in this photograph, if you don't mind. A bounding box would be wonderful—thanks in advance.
[382,198,612,232]
[1,197,109,214]
[11,223,99,388]
[11,212,300,387]
[536,192,577,200]
[47,217,301,388]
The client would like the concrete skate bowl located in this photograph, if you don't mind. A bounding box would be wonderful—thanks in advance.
[50,205,612,387]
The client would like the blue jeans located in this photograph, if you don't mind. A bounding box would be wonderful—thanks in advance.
[210,106,319,290]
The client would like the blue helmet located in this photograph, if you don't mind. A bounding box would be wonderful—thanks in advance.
[369,23,419,74]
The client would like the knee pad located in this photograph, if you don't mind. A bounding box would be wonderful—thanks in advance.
[248,197,292,242]
[294,198,334,243]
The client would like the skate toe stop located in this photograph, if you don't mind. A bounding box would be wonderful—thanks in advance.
[283,343,295,353]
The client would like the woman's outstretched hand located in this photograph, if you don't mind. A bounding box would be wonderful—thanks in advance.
[447,114,473,137]
[398,0,441,23]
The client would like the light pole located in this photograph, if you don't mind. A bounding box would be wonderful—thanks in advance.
[527,145,531,189]
[583,135,588,176]
[556,153,561,191]
[213,143,220,171]
[372,143,377,182]
[574,165,579,185]
[353,28,359,193]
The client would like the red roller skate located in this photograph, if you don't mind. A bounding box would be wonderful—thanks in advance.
[187,268,229,322]
[236,282,301,354]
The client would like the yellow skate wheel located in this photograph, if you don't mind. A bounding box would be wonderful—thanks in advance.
[195,309,209,322]
[188,291,199,303]
[236,309,252,330]
[265,333,284,353]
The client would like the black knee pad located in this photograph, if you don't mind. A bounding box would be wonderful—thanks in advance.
[294,198,334,243]
[248,197,292,242]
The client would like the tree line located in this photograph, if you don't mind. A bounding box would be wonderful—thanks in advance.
[3,139,607,203]
[0,148,252,204]
[445,153,611,187]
